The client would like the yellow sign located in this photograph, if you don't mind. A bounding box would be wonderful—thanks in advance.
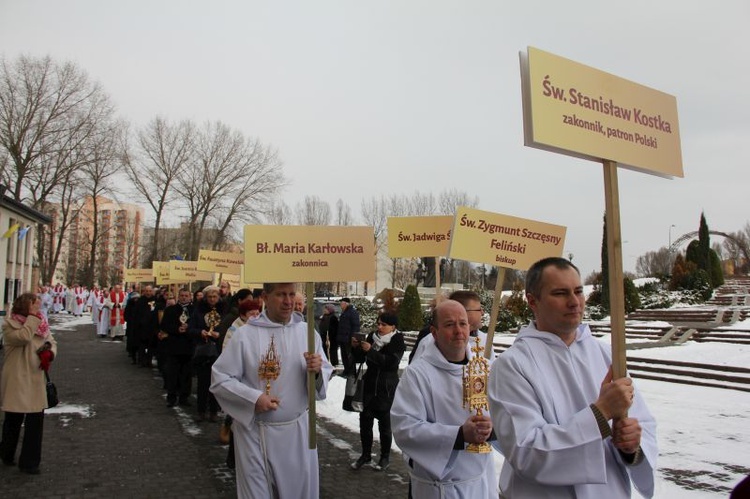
[449,206,566,270]
[387,216,453,258]
[152,261,183,285]
[244,225,376,283]
[123,268,155,283]
[520,46,682,178]
[197,249,244,275]
[169,260,214,282]
[213,267,263,291]
[152,261,167,278]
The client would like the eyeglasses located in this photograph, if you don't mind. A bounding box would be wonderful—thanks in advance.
[465,308,483,312]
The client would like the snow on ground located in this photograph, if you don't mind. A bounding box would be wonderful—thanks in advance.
[618,339,749,369]
[318,340,750,498]
[51,313,749,496]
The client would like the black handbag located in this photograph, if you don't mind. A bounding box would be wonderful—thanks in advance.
[342,363,365,412]
[193,340,219,366]
[45,371,59,408]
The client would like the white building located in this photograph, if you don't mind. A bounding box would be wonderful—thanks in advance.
[0,185,52,309]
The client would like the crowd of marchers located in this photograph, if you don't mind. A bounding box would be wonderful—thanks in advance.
[24,260,750,498]
[202,259,665,499]
[36,282,265,422]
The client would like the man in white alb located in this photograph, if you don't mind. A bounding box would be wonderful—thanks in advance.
[488,257,657,498]
[391,299,499,498]
[211,282,333,499]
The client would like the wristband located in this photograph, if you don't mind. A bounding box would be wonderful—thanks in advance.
[590,403,612,439]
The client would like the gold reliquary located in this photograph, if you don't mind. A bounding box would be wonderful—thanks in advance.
[463,336,491,454]
[258,335,281,395]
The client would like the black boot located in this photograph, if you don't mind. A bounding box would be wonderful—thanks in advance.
[350,454,371,470]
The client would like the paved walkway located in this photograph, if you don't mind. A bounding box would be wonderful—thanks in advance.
[0,315,411,498]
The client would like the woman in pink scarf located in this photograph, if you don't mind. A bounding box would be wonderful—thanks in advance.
[0,292,57,475]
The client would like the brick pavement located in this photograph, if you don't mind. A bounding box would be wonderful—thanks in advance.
[0,315,411,498]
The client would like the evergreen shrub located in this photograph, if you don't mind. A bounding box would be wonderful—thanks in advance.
[398,285,424,332]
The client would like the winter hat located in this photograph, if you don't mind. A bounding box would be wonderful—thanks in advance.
[378,312,398,327]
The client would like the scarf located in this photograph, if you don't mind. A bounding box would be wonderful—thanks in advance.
[11,313,50,339]
[372,330,397,351]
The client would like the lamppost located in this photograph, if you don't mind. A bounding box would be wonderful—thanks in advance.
[668,224,676,250]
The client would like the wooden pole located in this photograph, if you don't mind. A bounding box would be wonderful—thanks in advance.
[305,282,317,449]
[484,267,506,359]
[603,160,628,379]
[435,257,442,297]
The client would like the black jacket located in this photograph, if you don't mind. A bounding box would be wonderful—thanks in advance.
[160,302,195,356]
[351,331,405,412]
[132,295,160,345]
[188,299,227,355]
[337,306,361,343]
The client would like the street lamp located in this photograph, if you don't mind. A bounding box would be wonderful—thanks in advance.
[668,224,676,250]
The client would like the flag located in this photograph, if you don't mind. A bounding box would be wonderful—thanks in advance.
[2,223,20,238]
[18,226,30,240]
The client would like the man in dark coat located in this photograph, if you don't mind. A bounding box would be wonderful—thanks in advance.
[337,297,360,375]
[124,292,140,364]
[132,285,159,367]
[318,304,339,365]
[160,288,195,407]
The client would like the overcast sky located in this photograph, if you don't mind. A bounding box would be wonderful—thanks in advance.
[1,0,748,279]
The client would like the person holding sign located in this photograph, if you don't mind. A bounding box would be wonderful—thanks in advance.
[488,257,657,498]
[391,300,498,498]
[210,283,333,499]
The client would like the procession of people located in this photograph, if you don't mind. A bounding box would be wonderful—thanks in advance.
[1,259,670,499]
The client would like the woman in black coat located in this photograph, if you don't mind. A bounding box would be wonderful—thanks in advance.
[349,312,405,471]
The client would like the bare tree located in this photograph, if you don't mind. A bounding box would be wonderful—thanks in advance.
[361,195,390,256]
[296,195,331,225]
[723,225,750,274]
[0,55,120,285]
[123,117,195,264]
[0,55,106,201]
[78,119,125,286]
[385,194,413,287]
[209,141,284,249]
[265,200,294,225]
[388,258,416,290]
[359,189,480,290]
[122,213,141,269]
[39,169,85,284]
[335,199,354,226]
[175,121,285,259]
[409,191,437,216]
[438,188,479,214]
[635,247,674,277]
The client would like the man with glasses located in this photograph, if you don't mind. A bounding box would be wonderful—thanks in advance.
[448,290,496,361]
[410,290,496,362]
[392,300,498,497]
